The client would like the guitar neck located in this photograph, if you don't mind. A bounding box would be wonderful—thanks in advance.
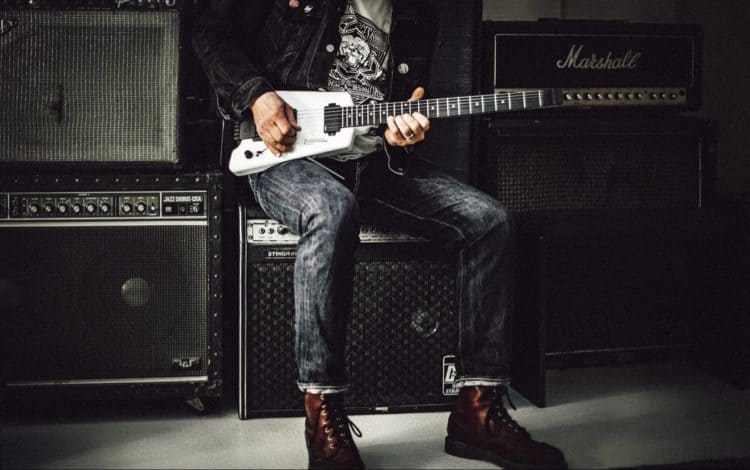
[332,89,563,129]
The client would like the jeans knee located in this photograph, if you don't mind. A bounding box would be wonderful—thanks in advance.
[301,188,360,240]
[464,198,512,247]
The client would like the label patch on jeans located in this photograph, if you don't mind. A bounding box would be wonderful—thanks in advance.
[443,355,459,396]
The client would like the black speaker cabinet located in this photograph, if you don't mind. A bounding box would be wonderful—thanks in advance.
[511,209,747,407]
[0,1,187,167]
[238,209,459,419]
[0,172,223,403]
[477,117,716,212]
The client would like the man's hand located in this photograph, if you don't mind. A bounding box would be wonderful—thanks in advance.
[385,87,430,147]
[250,91,301,156]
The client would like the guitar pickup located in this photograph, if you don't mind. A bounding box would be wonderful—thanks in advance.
[323,103,342,135]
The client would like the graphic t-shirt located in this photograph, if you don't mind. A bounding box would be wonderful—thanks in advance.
[326,0,392,161]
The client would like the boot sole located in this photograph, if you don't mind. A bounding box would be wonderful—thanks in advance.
[445,437,567,470]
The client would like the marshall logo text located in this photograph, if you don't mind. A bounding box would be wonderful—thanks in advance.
[556,44,641,70]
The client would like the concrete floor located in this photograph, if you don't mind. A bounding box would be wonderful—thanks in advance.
[2,361,749,469]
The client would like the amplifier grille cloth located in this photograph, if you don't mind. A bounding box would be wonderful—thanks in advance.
[484,135,701,212]
[0,10,179,163]
[1,225,208,381]
[246,258,457,412]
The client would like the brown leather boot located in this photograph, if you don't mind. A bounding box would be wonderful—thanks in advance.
[304,393,365,470]
[446,386,567,469]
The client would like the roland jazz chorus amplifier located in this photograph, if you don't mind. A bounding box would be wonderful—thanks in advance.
[482,21,701,110]
[239,209,459,419]
[0,172,223,404]
[0,0,186,167]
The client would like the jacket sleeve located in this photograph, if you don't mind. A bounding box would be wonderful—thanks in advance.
[191,0,276,121]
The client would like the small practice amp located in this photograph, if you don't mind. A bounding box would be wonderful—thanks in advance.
[238,209,459,419]
[0,172,223,404]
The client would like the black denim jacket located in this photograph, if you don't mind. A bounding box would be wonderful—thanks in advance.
[192,0,437,120]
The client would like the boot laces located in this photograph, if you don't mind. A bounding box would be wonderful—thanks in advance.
[320,397,363,450]
[486,386,530,438]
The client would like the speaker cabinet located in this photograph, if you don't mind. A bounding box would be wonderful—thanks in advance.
[0,172,223,402]
[511,209,746,407]
[477,117,716,212]
[0,2,184,167]
[239,210,459,419]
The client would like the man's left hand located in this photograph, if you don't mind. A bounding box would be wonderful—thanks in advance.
[385,87,430,147]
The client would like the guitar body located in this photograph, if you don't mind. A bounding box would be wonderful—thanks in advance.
[228,91,359,176]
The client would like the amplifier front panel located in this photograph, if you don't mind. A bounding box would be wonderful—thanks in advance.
[239,216,459,418]
[0,9,180,164]
[0,173,223,399]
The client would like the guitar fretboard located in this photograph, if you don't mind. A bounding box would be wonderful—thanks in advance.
[325,89,562,130]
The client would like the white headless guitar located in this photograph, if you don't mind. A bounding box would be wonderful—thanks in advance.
[228,89,563,176]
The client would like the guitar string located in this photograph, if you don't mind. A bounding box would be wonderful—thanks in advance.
[287,91,555,121]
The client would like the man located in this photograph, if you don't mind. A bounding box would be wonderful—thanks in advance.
[193,1,567,468]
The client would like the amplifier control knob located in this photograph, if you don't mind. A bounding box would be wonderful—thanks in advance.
[57,203,68,214]
[100,203,111,214]
[43,203,55,214]
[278,226,289,235]
[564,93,573,101]
[86,203,97,214]
[615,92,623,100]
[669,93,678,100]
[575,92,583,100]
[650,92,658,100]
[136,202,147,213]
[28,203,40,215]
[635,92,643,99]
[121,202,133,214]
[584,93,593,100]
[72,203,83,214]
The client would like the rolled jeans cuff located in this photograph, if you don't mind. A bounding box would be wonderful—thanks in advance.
[297,382,349,395]
[453,377,511,388]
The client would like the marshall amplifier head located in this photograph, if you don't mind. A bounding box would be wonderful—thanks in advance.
[0,172,223,403]
[482,21,702,111]
[239,211,460,418]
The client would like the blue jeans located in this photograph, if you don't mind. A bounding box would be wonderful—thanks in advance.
[248,155,514,394]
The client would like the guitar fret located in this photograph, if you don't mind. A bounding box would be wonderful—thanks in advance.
[337,90,556,128]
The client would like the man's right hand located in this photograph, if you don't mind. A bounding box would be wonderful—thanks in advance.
[250,91,301,156]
